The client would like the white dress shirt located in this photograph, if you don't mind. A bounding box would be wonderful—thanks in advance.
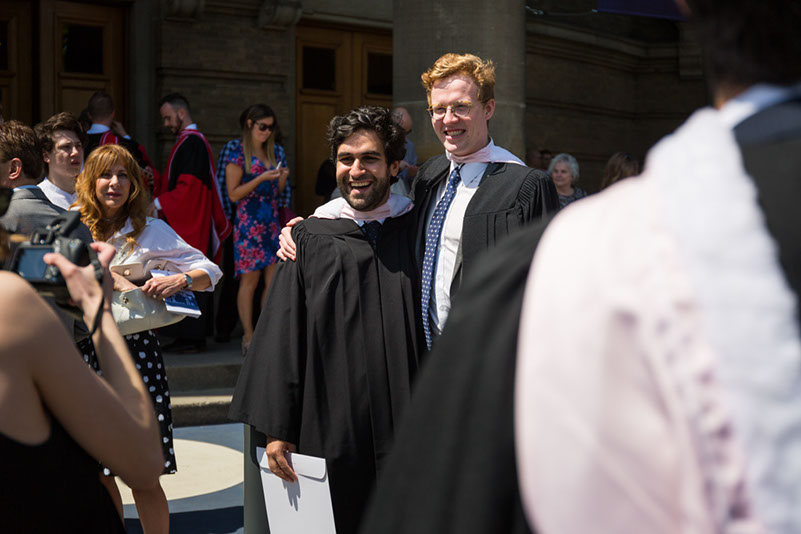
[109,217,222,288]
[425,161,487,334]
[37,178,77,210]
[86,123,131,139]
[717,81,801,129]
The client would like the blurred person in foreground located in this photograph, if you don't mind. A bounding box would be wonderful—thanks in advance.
[76,144,223,533]
[600,151,640,190]
[360,1,801,533]
[547,152,586,207]
[0,204,162,532]
[230,106,423,534]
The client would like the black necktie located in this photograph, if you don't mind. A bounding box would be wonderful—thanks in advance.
[361,220,381,248]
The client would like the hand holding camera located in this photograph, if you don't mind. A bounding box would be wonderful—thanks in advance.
[43,241,116,328]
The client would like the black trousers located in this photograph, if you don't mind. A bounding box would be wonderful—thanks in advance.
[215,234,240,338]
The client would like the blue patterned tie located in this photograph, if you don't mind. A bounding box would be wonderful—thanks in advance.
[361,220,381,248]
[421,165,462,349]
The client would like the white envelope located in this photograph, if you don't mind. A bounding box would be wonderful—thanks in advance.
[257,447,337,534]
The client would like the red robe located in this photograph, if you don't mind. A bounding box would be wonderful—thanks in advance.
[155,128,231,264]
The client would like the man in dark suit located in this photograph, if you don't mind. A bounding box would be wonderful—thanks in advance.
[1,120,94,345]
[360,1,801,533]
[0,120,91,243]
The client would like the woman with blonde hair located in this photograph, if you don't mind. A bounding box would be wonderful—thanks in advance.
[75,144,222,533]
[225,104,289,354]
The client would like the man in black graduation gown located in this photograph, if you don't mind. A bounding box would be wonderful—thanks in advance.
[229,106,423,534]
[360,1,801,532]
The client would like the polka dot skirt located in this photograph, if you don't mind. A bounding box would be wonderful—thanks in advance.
[80,330,177,475]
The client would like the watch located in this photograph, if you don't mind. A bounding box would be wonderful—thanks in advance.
[183,273,193,289]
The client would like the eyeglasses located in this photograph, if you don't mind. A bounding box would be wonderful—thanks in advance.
[0,187,12,217]
[256,122,275,132]
[427,101,480,119]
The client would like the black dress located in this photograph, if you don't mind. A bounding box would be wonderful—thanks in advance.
[0,416,126,533]
[229,215,424,534]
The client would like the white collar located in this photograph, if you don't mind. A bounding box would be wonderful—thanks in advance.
[184,123,199,131]
[445,138,524,166]
[718,82,801,129]
[313,194,414,221]
[87,123,110,134]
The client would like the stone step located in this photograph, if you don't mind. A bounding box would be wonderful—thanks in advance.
[162,340,243,392]
[162,339,243,427]
[171,388,235,428]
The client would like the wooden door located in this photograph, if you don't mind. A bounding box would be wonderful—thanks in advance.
[295,25,392,216]
[39,0,125,122]
[0,0,33,124]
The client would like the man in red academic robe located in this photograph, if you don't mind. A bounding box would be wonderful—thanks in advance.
[152,92,231,353]
[84,90,160,193]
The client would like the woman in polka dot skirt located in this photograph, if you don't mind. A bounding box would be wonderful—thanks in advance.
[75,145,223,533]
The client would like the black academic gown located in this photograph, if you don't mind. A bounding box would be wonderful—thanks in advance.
[85,132,148,169]
[410,154,558,298]
[358,215,553,534]
[229,214,424,534]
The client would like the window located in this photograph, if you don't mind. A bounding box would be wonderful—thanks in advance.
[62,23,103,74]
[0,21,9,71]
[366,52,392,95]
[302,46,336,91]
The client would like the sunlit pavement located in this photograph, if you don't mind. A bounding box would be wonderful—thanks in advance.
[120,423,245,534]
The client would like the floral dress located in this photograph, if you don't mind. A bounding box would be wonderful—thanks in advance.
[226,143,286,275]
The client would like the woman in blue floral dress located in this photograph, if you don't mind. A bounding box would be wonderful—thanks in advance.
[225,104,290,353]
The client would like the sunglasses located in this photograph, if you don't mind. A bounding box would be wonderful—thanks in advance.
[0,187,11,218]
[256,122,275,132]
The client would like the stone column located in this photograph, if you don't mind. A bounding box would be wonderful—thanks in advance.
[393,0,527,161]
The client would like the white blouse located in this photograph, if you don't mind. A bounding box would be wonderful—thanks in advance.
[108,217,222,290]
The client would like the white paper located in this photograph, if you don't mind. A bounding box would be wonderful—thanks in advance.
[257,447,337,534]
[149,269,202,317]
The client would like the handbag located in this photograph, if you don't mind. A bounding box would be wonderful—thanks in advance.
[111,288,185,336]
[109,240,184,336]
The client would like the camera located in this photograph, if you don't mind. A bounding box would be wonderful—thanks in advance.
[8,213,94,302]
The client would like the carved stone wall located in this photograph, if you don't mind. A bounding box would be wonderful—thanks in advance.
[525,19,707,192]
[156,0,296,167]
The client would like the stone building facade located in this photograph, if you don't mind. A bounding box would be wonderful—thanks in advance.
[0,0,707,212]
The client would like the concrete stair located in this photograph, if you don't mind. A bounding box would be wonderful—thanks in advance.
[163,340,243,427]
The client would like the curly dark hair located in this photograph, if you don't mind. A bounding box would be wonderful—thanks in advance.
[327,106,406,165]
